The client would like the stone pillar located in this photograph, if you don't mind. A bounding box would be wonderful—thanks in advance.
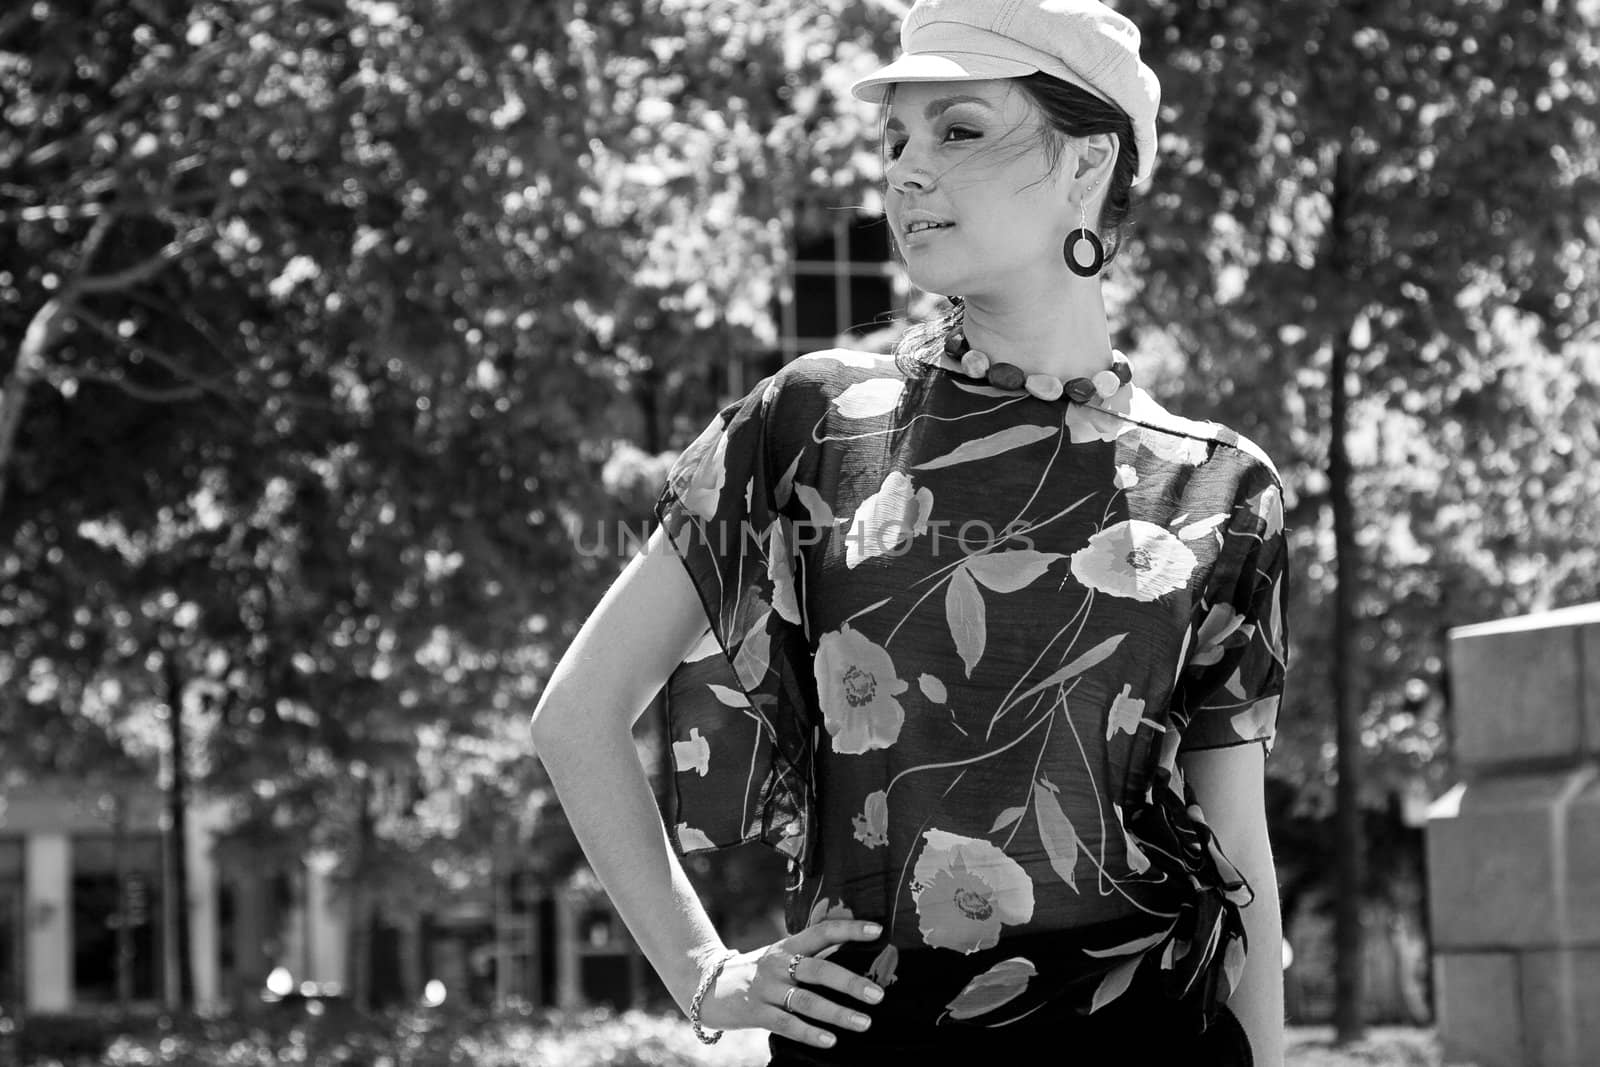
[186,803,219,1009]
[555,889,582,1009]
[229,872,269,1006]
[304,852,347,988]
[23,834,71,1012]
[1426,602,1600,1067]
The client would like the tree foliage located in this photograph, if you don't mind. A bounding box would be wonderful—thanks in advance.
[1126,0,1600,803]
[0,0,899,967]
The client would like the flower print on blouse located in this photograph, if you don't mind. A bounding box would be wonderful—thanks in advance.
[651,346,1289,1043]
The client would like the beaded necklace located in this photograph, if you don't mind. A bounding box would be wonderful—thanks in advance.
[941,327,1133,404]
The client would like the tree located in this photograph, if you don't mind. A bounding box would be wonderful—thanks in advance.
[1,0,900,1004]
[1127,0,1600,1039]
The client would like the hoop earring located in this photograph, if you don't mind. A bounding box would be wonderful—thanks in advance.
[1063,200,1104,278]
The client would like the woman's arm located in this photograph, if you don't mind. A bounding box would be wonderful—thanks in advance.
[531,526,886,1048]
[530,525,730,1013]
[1179,741,1285,1067]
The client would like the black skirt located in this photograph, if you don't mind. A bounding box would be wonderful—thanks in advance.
[765,964,1255,1066]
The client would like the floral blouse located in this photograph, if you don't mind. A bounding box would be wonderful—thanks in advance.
[651,344,1288,1040]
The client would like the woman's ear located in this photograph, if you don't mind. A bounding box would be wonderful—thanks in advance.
[1073,132,1119,183]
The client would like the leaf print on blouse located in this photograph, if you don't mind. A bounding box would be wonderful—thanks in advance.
[676,823,716,851]
[1139,428,1210,466]
[1189,603,1250,668]
[944,957,1037,1021]
[945,549,1068,679]
[671,419,728,521]
[852,789,889,849]
[807,896,855,926]
[911,830,1035,954]
[803,348,892,369]
[1105,683,1163,741]
[814,624,907,754]
[1112,802,1152,875]
[867,943,900,988]
[672,726,710,776]
[1032,780,1080,892]
[845,471,933,569]
[793,481,837,532]
[912,424,1059,472]
[990,806,1026,833]
[964,550,1062,593]
[1178,512,1229,542]
[1071,520,1198,602]
[1065,402,1136,445]
[1090,955,1142,1013]
[731,604,774,691]
[1231,694,1280,744]
[832,377,905,419]
[945,568,986,678]
[765,518,802,626]
[1250,482,1285,538]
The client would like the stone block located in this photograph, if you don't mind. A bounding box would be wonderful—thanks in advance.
[1567,775,1600,945]
[1435,952,1523,1067]
[1448,617,1583,770]
[1575,950,1600,1067]
[1585,621,1600,764]
[1428,772,1576,950]
[1519,948,1600,1067]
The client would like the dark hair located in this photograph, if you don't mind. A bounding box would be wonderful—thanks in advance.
[1013,72,1140,263]
[889,72,1141,373]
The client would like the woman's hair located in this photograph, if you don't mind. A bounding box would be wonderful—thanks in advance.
[1013,71,1140,263]
[888,72,1141,374]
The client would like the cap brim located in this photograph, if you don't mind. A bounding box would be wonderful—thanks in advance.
[850,52,1039,103]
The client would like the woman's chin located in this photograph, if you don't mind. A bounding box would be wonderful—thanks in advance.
[902,263,968,298]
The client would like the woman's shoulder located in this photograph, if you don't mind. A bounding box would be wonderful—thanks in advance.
[1121,385,1283,487]
[773,346,906,387]
[761,346,916,412]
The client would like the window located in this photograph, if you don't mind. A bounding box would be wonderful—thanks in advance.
[713,211,902,399]
[781,210,900,359]
[71,834,163,1004]
[0,838,22,1011]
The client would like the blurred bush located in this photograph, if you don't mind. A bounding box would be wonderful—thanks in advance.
[16,1005,769,1067]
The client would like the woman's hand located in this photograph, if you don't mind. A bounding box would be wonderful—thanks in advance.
[697,919,887,1049]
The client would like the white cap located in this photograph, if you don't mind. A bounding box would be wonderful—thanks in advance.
[851,0,1162,185]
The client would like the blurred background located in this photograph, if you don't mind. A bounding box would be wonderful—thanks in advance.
[1,0,1596,1064]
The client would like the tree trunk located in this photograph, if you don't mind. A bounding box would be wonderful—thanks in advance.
[346,777,374,1012]
[640,359,663,455]
[492,820,511,1010]
[1327,145,1367,1045]
[162,652,195,1008]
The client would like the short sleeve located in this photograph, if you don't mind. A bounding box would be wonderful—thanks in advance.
[1173,463,1289,755]
[651,373,818,868]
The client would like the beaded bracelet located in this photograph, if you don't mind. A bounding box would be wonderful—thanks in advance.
[689,948,738,1044]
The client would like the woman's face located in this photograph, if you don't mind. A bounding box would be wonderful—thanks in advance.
[882,79,1076,301]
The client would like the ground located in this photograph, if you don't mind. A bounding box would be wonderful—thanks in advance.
[13,1008,1477,1066]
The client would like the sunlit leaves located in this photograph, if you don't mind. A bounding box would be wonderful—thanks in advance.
[1126,0,1600,807]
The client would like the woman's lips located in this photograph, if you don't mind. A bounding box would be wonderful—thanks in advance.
[900,222,954,245]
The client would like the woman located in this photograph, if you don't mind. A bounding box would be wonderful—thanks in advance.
[530,1,1289,1064]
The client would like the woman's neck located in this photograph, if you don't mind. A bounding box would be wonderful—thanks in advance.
[956,280,1114,380]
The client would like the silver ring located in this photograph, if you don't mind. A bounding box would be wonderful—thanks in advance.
[783,985,799,1013]
[787,952,804,983]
